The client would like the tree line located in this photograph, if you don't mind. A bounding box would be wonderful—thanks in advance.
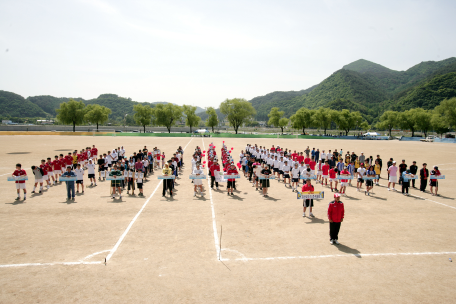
[56,99,220,133]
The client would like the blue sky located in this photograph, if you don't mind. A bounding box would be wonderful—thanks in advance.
[0,0,455,108]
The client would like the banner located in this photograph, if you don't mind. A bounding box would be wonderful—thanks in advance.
[223,174,241,179]
[189,174,207,179]
[297,191,325,200]
[430,175,445,179]
[100,171,106,178]
[362,175,378,180]
[336,175,354,180]
[299,174,317,180]
[403,174,419,180]
[7,176,28,181]
[106,176,122,181]
[59,176,78,181]
[258,175,276,180]
[158,175,176,180]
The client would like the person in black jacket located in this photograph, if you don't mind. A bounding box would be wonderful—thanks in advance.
[376,155,383,171]
[409,161,418,188]
[419,163,429,192]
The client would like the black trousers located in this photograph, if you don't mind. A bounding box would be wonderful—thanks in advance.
[211,176,218,188]
[411,178,416,187]
[248,170,253,181]
[128,179,135,191]
[402,181,409,193]
[329,222,341,240]
[420,179,427,191]
[163,180,173,196]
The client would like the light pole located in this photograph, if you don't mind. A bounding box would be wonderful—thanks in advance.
[124,114,128,132]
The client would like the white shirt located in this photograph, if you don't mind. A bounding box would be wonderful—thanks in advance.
[273,160,280,168]
[320,153,326,160]
[193,168,204,175]
[106,155,112,165]
[74,168,84,180]
[282,165,290,173]
[278,161,284,170]
[119,149,125,157]
[357,167,367,178]
[137,172,143,183]
[292,168,300,178]
[87,163,96,175]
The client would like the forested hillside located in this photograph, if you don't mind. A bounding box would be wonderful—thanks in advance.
[2,57,455,125]
[0,91,49,118]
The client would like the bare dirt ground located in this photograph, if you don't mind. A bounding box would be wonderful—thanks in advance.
[0,135,455,303]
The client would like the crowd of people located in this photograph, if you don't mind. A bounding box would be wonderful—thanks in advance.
[10,140,445,245]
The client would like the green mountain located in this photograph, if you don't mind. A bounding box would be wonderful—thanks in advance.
[248,57,456,122]
[0,91,49,118]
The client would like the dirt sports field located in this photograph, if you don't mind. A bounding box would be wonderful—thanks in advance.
[0,135,455,303]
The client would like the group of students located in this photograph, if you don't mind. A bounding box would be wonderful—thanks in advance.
[385,159,442,196]
[11,145,100,201]
[160,146,185,198]
[239,143,444,199]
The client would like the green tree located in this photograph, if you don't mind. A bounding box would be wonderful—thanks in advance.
[431,113,450,138]
[332,110,364,136]
[84,104,112,131]
[133,104,154,133]
[183,105,201,133]
[290,108,315,134]
[313,107,333,135]
[376,111,399,137]
[434,97,456,129]
[154,103,183,133]
[205,107,219,132]
[267,107,284,128]
[219,98,256,134]
[414,108,432,138]
[399,109,418,137]
[56,99,86,132]
[278,117,289,134]
[360,121,370,132]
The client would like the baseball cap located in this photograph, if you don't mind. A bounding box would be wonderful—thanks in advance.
[393,161,396,164]
[334,193,341,198]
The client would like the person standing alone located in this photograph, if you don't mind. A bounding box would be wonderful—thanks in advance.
[420,163,429,192]
[328,193,344,245]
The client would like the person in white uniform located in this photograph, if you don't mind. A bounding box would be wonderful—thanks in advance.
[193,164,204,196]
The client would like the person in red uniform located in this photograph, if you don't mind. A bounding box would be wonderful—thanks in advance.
[339,167,350,196]
[301,179,315,218]
[297,152,304,164]
[328,193,344,245]
[329,167,338,192]
[430,166,441,196]
[12,163,27,200]
[46,157,56,185]
[322,161,330,185]
[52,155,62,181]
[210,159,221,190]
[309,157,316,172]
[40,159,51,189]
[91,145,98,162]
[226,163,238,196]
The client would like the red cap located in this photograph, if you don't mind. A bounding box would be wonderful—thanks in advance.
[334,193,341,198]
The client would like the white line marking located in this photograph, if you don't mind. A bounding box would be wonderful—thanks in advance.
[105,138,193,262]
[226,251,456,262]
[379,183,456,210]
[0,261,102,268]
[202,139,221,260]
[82,250,111,261]
[0,168,29,177]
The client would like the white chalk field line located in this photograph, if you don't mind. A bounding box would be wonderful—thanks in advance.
[0,139,194,268]
[222,251,456,262]
[106,137,193,262]
[202,138,221,260]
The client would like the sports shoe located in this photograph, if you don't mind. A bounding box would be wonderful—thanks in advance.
[15,197,20,201]
[31,190,35,194]
[216,187,219,190]
[309,213,315,218]
[194,192,196,197]
[227,193,230,196]
[330,239,334,245]
[302,213,306,217]
[387,188,390,191]
[39,190,42,194]
[334,240,340,245]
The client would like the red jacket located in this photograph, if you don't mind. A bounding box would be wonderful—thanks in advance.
[210,164,220,176]
[328,200,344,223]
[226,168,238,181]
[301,184,314,193]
